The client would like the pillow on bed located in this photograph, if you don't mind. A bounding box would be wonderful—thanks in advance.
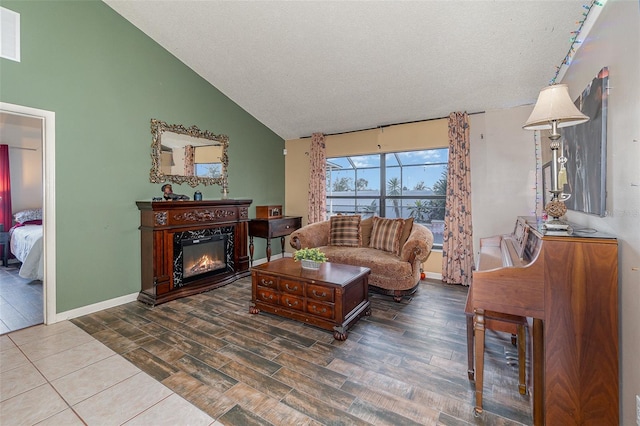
[13,219,42,228]
[14,208,42,224]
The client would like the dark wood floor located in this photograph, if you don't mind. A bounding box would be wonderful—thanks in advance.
[72,277,532,425]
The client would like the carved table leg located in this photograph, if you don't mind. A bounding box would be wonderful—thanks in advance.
[266,238,271,262]
[249,236,254,266]
[280,236,286,259]
[333,330,348,341]
[474,308,486,415]
[333,326,348,341]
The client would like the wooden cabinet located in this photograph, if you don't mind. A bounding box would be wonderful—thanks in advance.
[136,199,252,305]
[248,216,302,264]
[250,258,371,340]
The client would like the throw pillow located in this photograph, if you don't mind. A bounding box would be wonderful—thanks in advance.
[359,216,374,247]
[369,217,405,255]
[399,217,414,250]
[328,215,361,247]
[14,208,42,224]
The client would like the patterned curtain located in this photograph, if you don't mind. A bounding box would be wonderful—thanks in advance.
[442,112,474,286]
[0,145,12,233]
[184,145,195,176]
[308,133,326,223]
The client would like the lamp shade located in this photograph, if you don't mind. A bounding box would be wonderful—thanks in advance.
[523,84,589,130]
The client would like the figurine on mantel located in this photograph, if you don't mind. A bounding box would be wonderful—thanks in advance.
[161,184,189,201]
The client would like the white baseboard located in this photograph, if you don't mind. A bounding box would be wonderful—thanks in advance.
[252,253,292,267]
[51,262,439,323]
[53,292,139,323]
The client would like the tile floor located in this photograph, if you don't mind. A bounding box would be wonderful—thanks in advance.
[0,320,220,425]
[1,277,531,425]
[0,263,43,334]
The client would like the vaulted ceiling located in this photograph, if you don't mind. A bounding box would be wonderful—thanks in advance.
[105,1,588,140]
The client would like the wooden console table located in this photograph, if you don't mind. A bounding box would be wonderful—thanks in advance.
[250,258,371,340]
[248,216,301,264]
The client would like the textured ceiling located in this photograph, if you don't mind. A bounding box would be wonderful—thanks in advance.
[104,1,588,140]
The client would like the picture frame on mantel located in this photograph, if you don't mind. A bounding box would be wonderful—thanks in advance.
[561,66,609,217]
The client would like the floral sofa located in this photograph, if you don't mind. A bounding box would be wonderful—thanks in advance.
[290,215,434,301]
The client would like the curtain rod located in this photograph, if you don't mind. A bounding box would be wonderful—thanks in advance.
[7,146,38,151]
[301,110,485,139]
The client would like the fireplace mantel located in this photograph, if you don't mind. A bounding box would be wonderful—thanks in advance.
[136,199,252,305]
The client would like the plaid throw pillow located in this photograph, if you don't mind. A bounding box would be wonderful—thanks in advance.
[328,215,361,247]
[369,217,405,255]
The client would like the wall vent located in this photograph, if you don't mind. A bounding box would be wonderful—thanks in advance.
[0,7,20,62]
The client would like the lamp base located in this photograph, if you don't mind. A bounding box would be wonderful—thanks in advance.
[543,199,569,231]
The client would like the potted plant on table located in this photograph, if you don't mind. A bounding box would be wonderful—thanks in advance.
[293,247,328,270]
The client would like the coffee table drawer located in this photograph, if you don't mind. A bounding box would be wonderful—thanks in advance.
[280,279,303,296]
[307,301,334,319]
[307,284,334,303]
[255,273,277,289]
[255,288,278,304]
[280,294,304,311]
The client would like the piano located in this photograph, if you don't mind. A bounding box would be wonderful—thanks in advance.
[471,216,618,425]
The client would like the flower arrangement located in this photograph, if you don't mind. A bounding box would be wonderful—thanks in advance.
[293,247,328,263]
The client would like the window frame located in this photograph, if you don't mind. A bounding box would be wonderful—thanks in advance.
[325,148,448,249]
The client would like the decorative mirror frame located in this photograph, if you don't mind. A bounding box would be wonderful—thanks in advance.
[149,118,229,189]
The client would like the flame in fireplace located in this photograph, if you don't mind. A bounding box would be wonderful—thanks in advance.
[185,254,224,277]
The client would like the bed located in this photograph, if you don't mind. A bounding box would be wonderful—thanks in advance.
[9,208,44,281]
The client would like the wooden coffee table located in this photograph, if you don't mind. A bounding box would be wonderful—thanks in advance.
[250,258,371,340]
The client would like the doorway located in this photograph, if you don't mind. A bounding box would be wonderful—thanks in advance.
[0,102,56,333]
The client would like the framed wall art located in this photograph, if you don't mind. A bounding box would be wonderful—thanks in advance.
[561,67,609,216]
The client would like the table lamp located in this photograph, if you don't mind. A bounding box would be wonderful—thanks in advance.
[523,84,589,230]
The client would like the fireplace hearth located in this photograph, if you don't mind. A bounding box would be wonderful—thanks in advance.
[137,199,252,305]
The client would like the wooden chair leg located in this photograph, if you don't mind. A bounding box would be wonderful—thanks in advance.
[473,309,485,415]
[466,314,475,380]
[517,323,527,395]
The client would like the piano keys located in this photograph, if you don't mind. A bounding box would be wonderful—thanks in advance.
[471,216,618,425]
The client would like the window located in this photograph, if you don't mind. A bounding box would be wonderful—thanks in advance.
[326,149,448,247]
[195,163,222,178]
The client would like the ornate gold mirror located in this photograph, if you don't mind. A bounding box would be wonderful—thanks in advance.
[149,118,229,190]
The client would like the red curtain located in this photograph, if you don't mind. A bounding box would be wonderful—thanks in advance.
[0,145,11,232]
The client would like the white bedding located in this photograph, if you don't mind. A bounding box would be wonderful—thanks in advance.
[10,225,44,281]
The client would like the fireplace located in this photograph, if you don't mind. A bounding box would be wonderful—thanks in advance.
[182,235,227,282]
[173,228,234,288]
[136,199,252,305]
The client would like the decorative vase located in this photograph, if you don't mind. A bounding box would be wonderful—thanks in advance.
[300,259,321,270]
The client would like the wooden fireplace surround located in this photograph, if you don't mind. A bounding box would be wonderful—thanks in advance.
[136,199,252,305]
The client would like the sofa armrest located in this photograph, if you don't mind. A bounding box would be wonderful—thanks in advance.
[400,223,434,264]
[290,220,331,250]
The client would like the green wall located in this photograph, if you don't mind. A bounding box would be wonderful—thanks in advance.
[0,0,285,312]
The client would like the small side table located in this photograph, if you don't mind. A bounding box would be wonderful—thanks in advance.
[0,228,9,267]
[249,216,302,265]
